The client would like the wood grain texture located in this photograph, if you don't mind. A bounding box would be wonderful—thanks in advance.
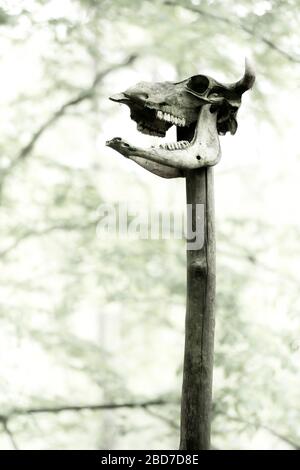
[178,127,216,450]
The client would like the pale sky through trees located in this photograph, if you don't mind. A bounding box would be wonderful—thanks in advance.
[0,0,299,450]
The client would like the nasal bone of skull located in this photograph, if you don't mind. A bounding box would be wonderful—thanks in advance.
[109,93,128,103]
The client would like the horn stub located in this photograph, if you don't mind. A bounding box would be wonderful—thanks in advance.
[232,58,255,94]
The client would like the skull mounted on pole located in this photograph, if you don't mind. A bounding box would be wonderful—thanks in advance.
[106,59,255,450]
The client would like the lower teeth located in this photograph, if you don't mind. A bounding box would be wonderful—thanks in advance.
[137,122,189,148]
[159,141,189,150]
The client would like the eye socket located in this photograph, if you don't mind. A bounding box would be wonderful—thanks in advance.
[187,75,209,95]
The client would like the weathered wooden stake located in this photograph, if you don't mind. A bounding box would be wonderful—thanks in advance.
[180,167,216,450]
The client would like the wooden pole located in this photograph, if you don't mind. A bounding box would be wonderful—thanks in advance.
[178,126,216,450]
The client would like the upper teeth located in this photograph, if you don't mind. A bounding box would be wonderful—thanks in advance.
[137,122,164,136]
[156,111,186,127]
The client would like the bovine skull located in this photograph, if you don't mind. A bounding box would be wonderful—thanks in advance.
[106,59,255,174]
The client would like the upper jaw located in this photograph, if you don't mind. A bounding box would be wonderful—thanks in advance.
[109,92,237,137]
[109,93,196,137]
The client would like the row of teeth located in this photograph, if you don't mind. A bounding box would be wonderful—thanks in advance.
[137,123,163,136]
[157,140,190,150]
[156,111,186,127]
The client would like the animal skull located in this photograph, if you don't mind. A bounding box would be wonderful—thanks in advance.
[106,59,255,175]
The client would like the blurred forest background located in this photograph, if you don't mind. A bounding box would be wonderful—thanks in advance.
[0,0,299,450]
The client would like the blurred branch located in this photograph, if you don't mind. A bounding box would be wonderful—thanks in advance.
[14,54,137,164]
[220,246,300,286]
[261,425,300,450]
[217,411,300,450]
[146,406,300,450]
[0,54,137,192]
[0,398,168,421]
[0,418,19,450]
[0,219,98,260]
[1,398,298,450]
[0,398,167,450]
[145,407,179,429]
[164,1,300,64]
